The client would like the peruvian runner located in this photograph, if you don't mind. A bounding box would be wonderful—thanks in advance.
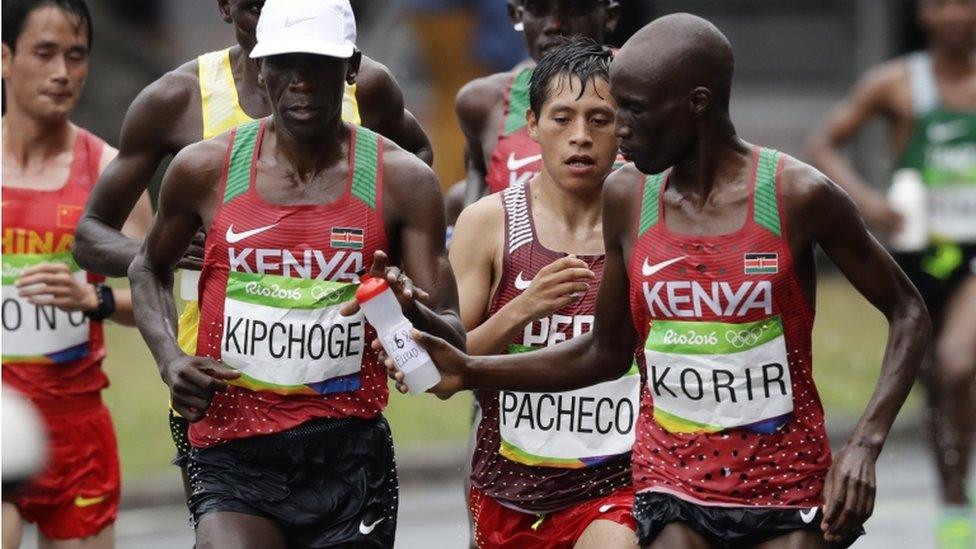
[451,38,637,548]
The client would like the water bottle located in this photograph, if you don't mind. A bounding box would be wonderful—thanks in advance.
[180,270,200,301]
[888,168,928,252]
[355,276,442,394]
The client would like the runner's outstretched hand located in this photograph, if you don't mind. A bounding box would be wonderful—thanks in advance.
[162,356,241,422]
[341,250,430,316]
[16,262,98,312]
[175,230,207,271]
[821,443,877,543]
[511,255,594,322]
[375,329,467,399]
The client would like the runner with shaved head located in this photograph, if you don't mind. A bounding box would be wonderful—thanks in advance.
[396,14,930,548]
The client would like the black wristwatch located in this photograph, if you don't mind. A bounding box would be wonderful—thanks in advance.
[84,283,116,322]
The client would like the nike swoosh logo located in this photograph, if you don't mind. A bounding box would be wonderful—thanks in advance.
[285,16,317,27]
[74,494,107,508]
[359,517,385,535]
[642,256,686,277]
[507,152,543,171]
[514,272,532,291]
[599,504,616,513]
[225,223,277,244]
[799,507,818,524]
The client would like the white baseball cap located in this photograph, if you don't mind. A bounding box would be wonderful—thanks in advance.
[250,0,357,59]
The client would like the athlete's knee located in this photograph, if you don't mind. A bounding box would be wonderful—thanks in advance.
[574,519,638,549]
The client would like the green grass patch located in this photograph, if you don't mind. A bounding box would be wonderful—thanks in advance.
[101,274,903,480]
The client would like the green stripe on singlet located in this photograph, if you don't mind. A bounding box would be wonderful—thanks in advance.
[222,120,261,204]
[753,147,782,237]
[351,126,379,210]
[638,173,664,236]
[503,68,534,135]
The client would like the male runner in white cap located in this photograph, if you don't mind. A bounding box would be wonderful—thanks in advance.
[127,0,463,547]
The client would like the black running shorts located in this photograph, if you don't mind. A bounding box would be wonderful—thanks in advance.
[169,408,191,467]
[633,492,864,548]
[187,415,399,548]
[893,243,976,327]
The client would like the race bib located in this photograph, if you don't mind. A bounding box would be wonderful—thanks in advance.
[2,253,90,364]
[644,316,793,435]
[498,343,640,469]
[927,185,976,242]
[221,271,365,395]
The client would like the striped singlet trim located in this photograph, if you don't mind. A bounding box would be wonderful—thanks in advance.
[504,181,533,254]
[351,126,379,210]
[638,173,665,236]
[222,120,261,204]
[753,148,781,237]
[503,68,534,135]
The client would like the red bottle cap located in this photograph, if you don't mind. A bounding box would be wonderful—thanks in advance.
[355,275,389,304]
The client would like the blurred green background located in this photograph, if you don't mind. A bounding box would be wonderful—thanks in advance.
[101,274,908,480]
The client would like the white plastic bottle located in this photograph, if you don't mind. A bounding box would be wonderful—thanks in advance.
[888,168,928,252]
[356,276,442,394]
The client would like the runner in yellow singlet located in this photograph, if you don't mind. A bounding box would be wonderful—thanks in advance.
[72,0,433,502]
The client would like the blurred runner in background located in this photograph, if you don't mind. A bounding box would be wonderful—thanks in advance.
[808,1,976,546]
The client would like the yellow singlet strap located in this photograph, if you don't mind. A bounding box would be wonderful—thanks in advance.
[199,48,253,140]
[342,82,361,125]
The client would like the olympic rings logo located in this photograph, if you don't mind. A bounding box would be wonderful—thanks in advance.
[725,326,765,348]
[310,285,348,304]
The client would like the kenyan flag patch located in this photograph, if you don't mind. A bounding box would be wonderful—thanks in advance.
[331,227,364,249]
[744,253,778,274]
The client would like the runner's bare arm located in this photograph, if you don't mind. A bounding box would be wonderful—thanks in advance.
[784,160,931,542]
[408,171,638,396]
[451,195,596,355]
[95,145,154,241]
[128,140,236,421]
[806,62,905,235]
[456,76,504,208]
[357,57,433,166]
[75,71,196,277]
[448,195,509,353]
[382,146,465,350]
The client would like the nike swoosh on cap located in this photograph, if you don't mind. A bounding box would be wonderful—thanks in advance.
[507,152,543,171]
[642,256,686,277]
[359,517,385,535]
[514,272,532,291]
[225,223,278,244]
[284,16,317,27]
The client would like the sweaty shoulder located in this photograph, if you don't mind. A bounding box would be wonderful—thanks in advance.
[169,131,230,189]
[378,136,439,196]
[455,72,512,134]
[124,58,202,149]
[456,192,504,238]
[777,153,856,239]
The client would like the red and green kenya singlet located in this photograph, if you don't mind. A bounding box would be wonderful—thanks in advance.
[629,148,827,508]
[2,128,108,402]
[485,68,543,195]
[470,181,638,513]
[192,119,388,448]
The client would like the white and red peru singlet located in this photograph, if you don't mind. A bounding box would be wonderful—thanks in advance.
[193,119,389,448]
[485,68,543,195]
[470,181,638,513]
[2,128,108,403]
[628,147,827,508]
